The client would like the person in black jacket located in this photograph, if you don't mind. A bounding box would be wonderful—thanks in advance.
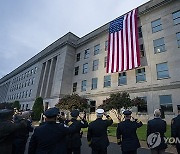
[0,109,27,154]
[67,109,88,154]
[147,109,167,154]
[87,108,113,154]
[117,110,143,154]
[28,107,77,154]
[171,106,180,154]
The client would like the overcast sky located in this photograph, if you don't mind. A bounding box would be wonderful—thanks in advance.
[0,0,149,78]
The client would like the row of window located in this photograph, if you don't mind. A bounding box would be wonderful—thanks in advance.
[7,89,32,101]
[11,67,37,84]
[151,10,179,33]
[73,62,169,92]
[10,77,35,92]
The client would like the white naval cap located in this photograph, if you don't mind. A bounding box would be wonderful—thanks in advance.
[96,109,104,115]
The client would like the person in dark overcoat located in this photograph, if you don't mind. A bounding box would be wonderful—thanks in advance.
[171,106,180,154]
[28,107,77,154]
[67,109,88,154]
[147,109,167,154]
[117,110,143,154]
[0,109,27,154]
[87,109,113,154]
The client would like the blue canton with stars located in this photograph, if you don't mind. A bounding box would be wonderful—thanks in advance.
[109,16,124,33]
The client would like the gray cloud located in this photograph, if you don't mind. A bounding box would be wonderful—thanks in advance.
[0,0,149,78]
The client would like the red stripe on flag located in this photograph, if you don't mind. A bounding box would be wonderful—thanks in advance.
[125,13,129,71]
[111,33,115,73]
[121,30,124,72]
[106,34,111,73]
[130,11,134,69]
[116,32,119,72]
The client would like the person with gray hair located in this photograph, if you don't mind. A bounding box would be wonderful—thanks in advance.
[147,109,167,154]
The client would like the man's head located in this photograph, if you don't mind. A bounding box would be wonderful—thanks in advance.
[154,109,161,118]
[96,109,104,118]
[44,107,59,121]
[71,109,79,119]
[0,109,13,120]
[177,105,180,114]
[123,110,132,120]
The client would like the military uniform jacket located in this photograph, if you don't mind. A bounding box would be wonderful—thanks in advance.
[28,121,76,154]
[87,117,113,150]
[171,115,180,149]
[117,119,143,152]
[0,120,25,154]
[147,118,167,150]
[67,118,88,148]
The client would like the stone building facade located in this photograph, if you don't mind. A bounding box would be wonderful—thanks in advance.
[0,0,179,123]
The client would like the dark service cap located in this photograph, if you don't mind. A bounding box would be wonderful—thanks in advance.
[71,109,79,117]
[123,110,132,115]
[0,109,13,119]
[44,107,59,118]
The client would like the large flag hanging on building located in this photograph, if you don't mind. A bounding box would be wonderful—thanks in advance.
[106,9,140,73]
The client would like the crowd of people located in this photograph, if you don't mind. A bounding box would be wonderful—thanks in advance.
[0,106,179,154]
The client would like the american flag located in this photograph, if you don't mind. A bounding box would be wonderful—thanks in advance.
[106,9,140,73]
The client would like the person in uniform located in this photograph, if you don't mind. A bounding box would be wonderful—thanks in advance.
[171,106,180,154]
[28,107,77,154]
[12,111,34,154]
[87,108,113,154]
[116,110,143,154]
[147,109,167,154]
[67,109,88,154]
[0,109,27,154]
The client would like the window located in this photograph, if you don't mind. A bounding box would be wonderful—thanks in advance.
[160,95,173,112]
[105,40,108,51]
[156,62,169,79]
[31,69,34,75]
[92,59,99,71]
[83,63,88,74]
[84,49,90,59]
[94,44,100,55]
[32,77,35,85]
[90,101,96,112]
[25,90,28,98]
[73,82,77,92]
[34,67,37,74]
[176,32,180,47]
[29,89,32,97]
[153,37,165,53]
[118,72,127,85]
[74,66,79,76]
[140,44,145,57]
[25,104,29,110]
[151,18,162,33]
[76,53,81,62]
[172,10,180,25]
[104,75,111,87]
[92,78,98,90]
[137,97,147,113]
[104,57,107,68]
[136,68,146,82]
[81,80,87,91]
[138,26,143,38]
[28,79,31,86]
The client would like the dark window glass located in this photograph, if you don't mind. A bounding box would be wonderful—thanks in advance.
[153,38,165,53]
[92,78,98,90]
[160,95,173,112]
[118,72,127,85]
[176,32,180,48]
[156,62,169,79]
[73,82,77,92]
[140,44,145,57]
[104,56,107,68]
[75,66,79,76]
[136,68,146,82]
[151,19,162,33]
[105,40,108,51]
[76,53,81,62]
[137,97,147,113]
[172,10,180,25]
[94,44,100,55]
[81,80,86,91]
[93,59,99,71]
[104,75,111,87]
[138,26,143,38]
[84,49,90,59]
[90,101,96,112]
[83,63,88,74]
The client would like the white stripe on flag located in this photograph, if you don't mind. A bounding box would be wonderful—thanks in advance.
[123,14,127,71]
